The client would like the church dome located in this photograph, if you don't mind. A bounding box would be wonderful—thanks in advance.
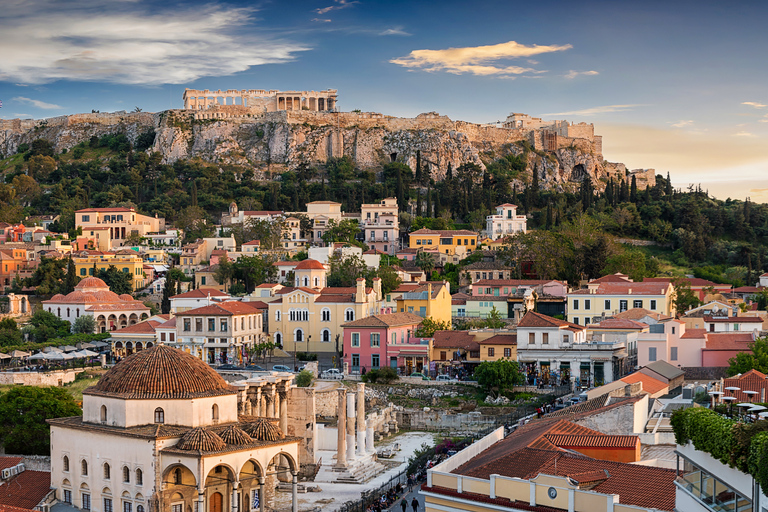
[176,427,226,451]
[294,259,325,270]
[84,345,236,399]
[75,277,111,292]
[219,425,253,445]
[242,418,283,441]
[50,294,66,301]
[119,294,134,301]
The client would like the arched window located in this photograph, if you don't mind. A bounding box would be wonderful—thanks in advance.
[174,468,182,485]
[345,308,355,322]
[63,456,70,472]
[302,277,309,287]
[100,405,107,423]
[212,404,219,422]
[81,460,88,476]
[321,329,330,342]
[58,307,61,317]
[321,308,330,322]
[67,307,70,317]
[303,310,308,321]
[154,408,164,424]
[275,333,282,346]
[294,329,303,342]
[103,463,110,480]
[275,310,281,321]
[135,469,143,486]
[76,308,80,318]
[137,506,144,512]
[314,277,319,287]
[123,467,130,483]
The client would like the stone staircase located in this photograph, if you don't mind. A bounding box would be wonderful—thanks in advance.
[314,455,386,484]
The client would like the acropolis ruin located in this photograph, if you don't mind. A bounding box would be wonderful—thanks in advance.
[183,88,338,112]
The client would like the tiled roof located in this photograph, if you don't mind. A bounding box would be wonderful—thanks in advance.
[342,313,424,328]
[473,279,553,287]
[294,258,325,270]
[171,288,231,299]
[590,318,648,329]
[704,315,762,323]
[723,370,768,402]
[84,345,236,399]
[409,228,478,236]
[733,286,760,293]
[243,240,261,246]
[111,320,162,334]
[432,331,479,350]
[0,504,38,512]
[462,262,512,270]
[589,273,631,283]
[0,470,51,510]
[644,277,732,288]
[620,372,667,394]
[246,301,270,310]
[256,283,280,288]
[681,328,707,339]
[518,311,583,330]
[0,458,22,472]
[479,334,517,345]
[704,332,754,350]
[77,207,133,212]
[178,301,262,316]
[274,261,297,266]
[566,470,609,484]
[570,282,671,295]
[543,434,639,448]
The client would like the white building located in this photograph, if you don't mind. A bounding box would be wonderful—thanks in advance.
[516,311,627,388]
[360,198,399,255]
[485,203,527,240]
[48,345,301,512]
[170,288,233,313]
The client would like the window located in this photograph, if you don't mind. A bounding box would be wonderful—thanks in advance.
[64,490,72,504]
[208,319,215,331]
[174,468,182,485]
[543,333,549,344]
[81,268,87,276]
[294,329,303,342]
[649,347,657,362]
[352,333,360,347]
[573,299,579,310]
[82,493,91,511]
[201,276,206,285]
[619,300,628,312]
[528,333,535,344]
[504,348,511,358]
[573,317,579,325]
[212,404,219,421]
[123,501,132,512]
[275,311,280,321]
[82,215,90,222]
[604,299,611,310]
[321,309,330,322]
[321,329,330,342]
[672,326,676,335]
[352,354,360,370]
[487,348,495,357]
[633,300,642,308]
[104,499,113,512]
[371,354,380,369]
[137,506,144,512]
[183,319,190,332]
[136,470,143,486]
[671,347,678,361]
[650,300,657,310]
[195,319,203,332]
[584,299,591,309]
[101,405,107,423]
[81,460,88,476]
[220,320,228,332]
[370,333,380,347]
[154,408,164,424]
[104,463,111,480]
[123,467,130,483]
[391,333,397,345]
[345,309,355,322]
[440,351,447,361]
[63,456,70,472]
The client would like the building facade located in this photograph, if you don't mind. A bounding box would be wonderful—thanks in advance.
[360,198,399,255]
[341,312,424,373]
[75,207,164,248]
[484,203,527,240]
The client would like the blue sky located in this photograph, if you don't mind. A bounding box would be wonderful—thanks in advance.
[2,0,767,200]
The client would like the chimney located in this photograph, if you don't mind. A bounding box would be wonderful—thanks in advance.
[372,277,382,301]
[355,277,365,303]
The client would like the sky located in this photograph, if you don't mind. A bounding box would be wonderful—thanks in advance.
[1,0,767,201]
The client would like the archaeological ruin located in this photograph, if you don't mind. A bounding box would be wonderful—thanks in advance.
[183,88,338,112]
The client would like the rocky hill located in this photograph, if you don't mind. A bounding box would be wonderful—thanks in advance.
[0,108,655,191]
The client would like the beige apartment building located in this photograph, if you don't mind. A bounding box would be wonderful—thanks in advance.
[75,207,165,248]
[360,198,399,255]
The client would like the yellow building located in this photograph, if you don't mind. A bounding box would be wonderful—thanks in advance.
[478,333,517,361]
[408,229,479,256]
[567,280,675,326]
[72,251,148,290]
[395,281,452,326]
[75,207,165,249]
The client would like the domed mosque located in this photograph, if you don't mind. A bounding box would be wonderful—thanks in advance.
[49,345,301,512]
[42,277,151,332]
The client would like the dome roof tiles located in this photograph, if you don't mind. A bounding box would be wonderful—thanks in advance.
[219,425,253,445]
[75,277,111,291]
[176,427,226,451]
[119,294,134,301]
[294,259,325,270]
[84,345,236,400]
[242,418,283,441]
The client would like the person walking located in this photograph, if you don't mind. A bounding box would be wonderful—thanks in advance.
[411,497,418,512]
[400,499,407,512]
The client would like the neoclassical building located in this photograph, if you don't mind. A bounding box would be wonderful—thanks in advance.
[49,345,301,512]
[43,277,151,332]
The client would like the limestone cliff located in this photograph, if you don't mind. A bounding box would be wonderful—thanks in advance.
[0,109,656,191]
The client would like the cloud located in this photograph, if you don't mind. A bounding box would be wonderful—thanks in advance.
[312,18,332,22]
[13,96,63,109]
[390,40,572,77]
[544,104,644,116]
[734,131,756,137]
[379,27,410,36]
[742,101,767,109]
[0,1,309,85]
[671,120,694,128]
[564,70,599,79]
[315,0,357,15]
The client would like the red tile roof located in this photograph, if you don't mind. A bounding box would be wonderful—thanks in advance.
[544,434,639,449]
[0,504,38,512]
[704,315,762,323]
[111,320,162,334]
[682,328,708,338]
[613,308,671,321]
[644,277,732,288]
[473,279,556,287]
[571,282,672,295]
[342,312,424,328]
[704,332,754,350]
[171,288,230,299]
[178,301,262,316]
[246,301,270,310]
[591,318,648,330]
[409,228,478,236]
[518,311,583,330]
[620,372,667,394]
[479,334,517,345]
[589,273,631,283]
[294,259,325,270]
[723,370,768,402]
[0,470,51,510]
[0,458,22,472]
[432,331,479,350]
[733,286,760,293]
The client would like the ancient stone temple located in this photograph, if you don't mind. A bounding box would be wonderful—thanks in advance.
[183,89,338,112]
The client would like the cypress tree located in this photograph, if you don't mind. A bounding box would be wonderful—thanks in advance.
[434,189,441,218]
[396,167,404,211]
[446,163,453,181]
[630,175,638,203]
[63,255,78,294]
[161,277,174,314]
[416,187,422,217]
[546,202,553,229]
[415,150,422,184]
[666,172,673,196]
[426,185,432,217]
[176,279,182,295]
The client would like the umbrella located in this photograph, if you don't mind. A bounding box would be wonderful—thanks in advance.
[27,353,48,360]
[737,403,754,407]
[760,412,768,418]
[723,396,737,401]
[78,342,96,349]
[43,346,62,353]
[749,405,767,412]
[708,391,724,395]
[80,349,99,357]
[725,386,741,391]
[61,345,78,352]
[9,350,30,358]
[0,353,11,360]
[91,341,109,348]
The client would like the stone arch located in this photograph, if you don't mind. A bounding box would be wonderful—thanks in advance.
[135,342,144,352]
[161,463,197,487]
[129,313,139,325]
[268,452,296,484]
[274,332,282,346]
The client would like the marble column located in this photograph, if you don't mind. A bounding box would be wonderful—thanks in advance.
[291,472,298,512]
[356,383,366,457]
[335,388,347,468]
[196,490,205,512]
[366,425,375,454]
[268,387,276,418]
[258,477,265,512]
[279,391,288,438]
[231,481,239,512]
[346,391,356,462]
[257,388,265,416]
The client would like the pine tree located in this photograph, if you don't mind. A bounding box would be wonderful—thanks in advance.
[161,278,174,314]
[396,168,404,212]
[665,172,673,197]
[446,163,453,181]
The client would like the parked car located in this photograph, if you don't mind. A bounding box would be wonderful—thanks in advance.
[217,364,243,370]
[272,365,293,372]
[321,368,344,379]
[435,375,454,381]
[244,364,266,371]
[409,372,430,380]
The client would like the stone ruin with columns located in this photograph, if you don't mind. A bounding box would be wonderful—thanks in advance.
[183,88,338,113]
[231,374,395,483]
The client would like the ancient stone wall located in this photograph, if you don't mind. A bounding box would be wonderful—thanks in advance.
[0,369,85,386]
[286,386,317,465]
[314,387,339,417]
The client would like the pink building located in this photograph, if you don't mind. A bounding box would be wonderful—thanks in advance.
[469,279,567,298]
[342,312,424,373]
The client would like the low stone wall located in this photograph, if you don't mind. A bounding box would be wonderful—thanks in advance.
[314,388,338,417]
[0,450,51,471]
[398,409,497,432]
[0,369,85,386]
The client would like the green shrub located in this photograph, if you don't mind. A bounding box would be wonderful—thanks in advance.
[377,367,399,383]
[296,352,317,361]
[362,369,378,383]
[295,370,313,387]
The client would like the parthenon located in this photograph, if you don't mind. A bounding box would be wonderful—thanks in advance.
[182,88,338,112]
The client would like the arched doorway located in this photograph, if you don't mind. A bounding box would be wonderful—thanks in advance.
[210,492,223,512]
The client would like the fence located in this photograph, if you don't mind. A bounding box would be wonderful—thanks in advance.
[336,470,407,512]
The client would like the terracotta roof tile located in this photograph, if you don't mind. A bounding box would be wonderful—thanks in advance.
[704,332,754,350]
[479,334,517,345]
[591,318,648,329]
[681,328,707,339]
[704,315,762,323]
[178,301,262,316]
[171,288,231,299]
[570,282,671,295]
[614,308,671,321]
[543,434,639,449]
[432,331,479,350]
[620,372,667,394]
[111,320,162,334]
[342,313,424,328]
[294,259,325,270]
[589,273,631,283]
[0,458,22,472]
[0,470,51,510]
[518,311,583,330]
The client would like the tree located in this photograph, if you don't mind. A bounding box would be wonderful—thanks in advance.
[63,255,79,294]
[28,310,70,343]
[213,259,235,292]
[72,315,96,334]
[321,219,360,246]
[26,256,67,295]
[295,370,313,387]
[175,205,215,242]
[96,265,133,295]
[728,338,768,376]
[474,359,523,393]
[327,253,369,288]
[672,278,701,314]
[232,255,277,293]
[484,306,506,329]
[0,386,82,455]
[161,276,175,314]
[414,317,449,338]
[415,250,436,275]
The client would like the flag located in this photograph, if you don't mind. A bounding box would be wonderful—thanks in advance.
[251,489,260,510]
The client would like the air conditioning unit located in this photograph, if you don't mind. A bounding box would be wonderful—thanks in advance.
[15,463,25,473]
[9,467,18,476]
[1,469,11,479]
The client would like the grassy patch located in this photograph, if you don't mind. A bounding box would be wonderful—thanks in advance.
[64,376,100,402]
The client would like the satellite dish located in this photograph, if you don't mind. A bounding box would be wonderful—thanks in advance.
[712,305,719,313]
